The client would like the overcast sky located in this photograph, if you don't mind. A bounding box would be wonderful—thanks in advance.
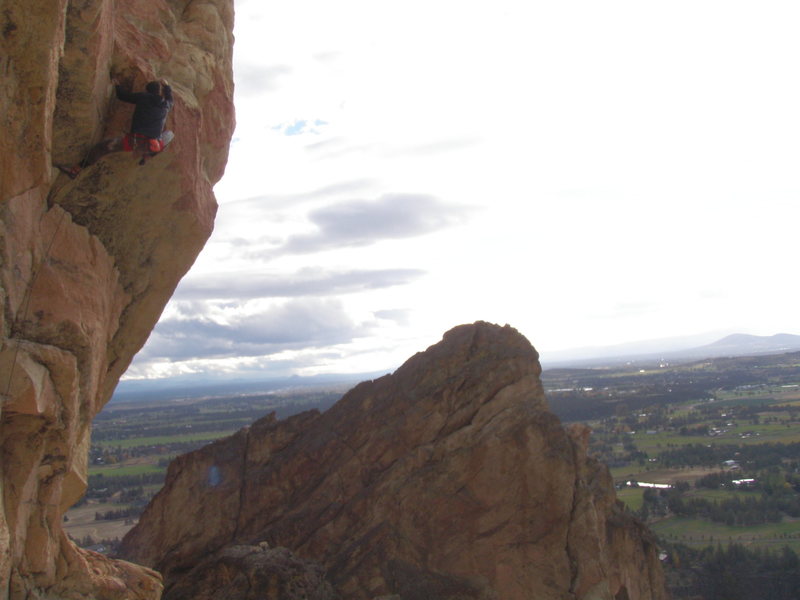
[125,0,800,380]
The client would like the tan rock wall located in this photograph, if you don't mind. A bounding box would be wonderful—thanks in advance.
[0,1,68,202]
[0,0,234,598]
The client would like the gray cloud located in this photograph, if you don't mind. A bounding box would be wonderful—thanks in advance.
[209,180,380,250]
[174,268,426,301]
[140,299,370,362]
[234,63,292,96]
[276,194,472,256]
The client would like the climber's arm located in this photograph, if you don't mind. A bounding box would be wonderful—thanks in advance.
[115,85,145,104]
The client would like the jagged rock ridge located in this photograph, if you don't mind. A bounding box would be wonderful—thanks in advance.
[0,0,235,598]
[121,322,667,600]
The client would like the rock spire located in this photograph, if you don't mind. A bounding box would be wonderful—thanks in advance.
[121,322,667,600]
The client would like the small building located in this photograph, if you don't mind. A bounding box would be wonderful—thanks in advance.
[731,478,757,488]
[625,481,672,489]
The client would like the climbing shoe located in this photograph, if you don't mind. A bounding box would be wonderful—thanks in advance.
[56,165,81,180]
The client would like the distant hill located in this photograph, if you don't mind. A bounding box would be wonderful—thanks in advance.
[541,332,800,368]
[114,334,800,400]
[696,333,800,356]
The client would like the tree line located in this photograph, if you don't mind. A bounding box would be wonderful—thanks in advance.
[657,441,800,469]
[666,493,796,526]
[72,472,166,506]
[665,543,800,600]
[95,506,140,521]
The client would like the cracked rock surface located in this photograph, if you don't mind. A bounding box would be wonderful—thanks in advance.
[120,322,667,600]
[0,0,234,598]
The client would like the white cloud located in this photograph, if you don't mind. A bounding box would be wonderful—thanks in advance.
[127,0,800,380]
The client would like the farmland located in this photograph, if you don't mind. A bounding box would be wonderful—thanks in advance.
[543,350,800,598]
[66,351,800,598]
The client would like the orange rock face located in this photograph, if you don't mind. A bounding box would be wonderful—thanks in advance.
[121,323,668,600]
[0,0,234,598]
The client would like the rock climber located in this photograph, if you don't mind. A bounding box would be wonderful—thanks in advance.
[57,78,175,179]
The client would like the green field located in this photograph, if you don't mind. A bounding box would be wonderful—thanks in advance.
[88,462,166,477]
[630,420,800,455]
[93,429,235,449]
[651,516,800,552]
[613,487,759,513]
[686,488,760,502]
[715,385,800,405]
[616,487,645,511]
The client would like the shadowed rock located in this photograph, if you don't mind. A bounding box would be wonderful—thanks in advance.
[162,543,339,600]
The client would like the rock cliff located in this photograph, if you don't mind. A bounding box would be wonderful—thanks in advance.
[0,1,234,598]
[121,322,668,600]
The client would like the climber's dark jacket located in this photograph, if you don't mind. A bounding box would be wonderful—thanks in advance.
[115,84,173,139]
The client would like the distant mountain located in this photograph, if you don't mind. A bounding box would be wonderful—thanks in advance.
[694,333,800,356]
[540,331,725,366]
[541,332,800,368]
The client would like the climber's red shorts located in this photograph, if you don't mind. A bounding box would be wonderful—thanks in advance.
[121,133,165,153]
